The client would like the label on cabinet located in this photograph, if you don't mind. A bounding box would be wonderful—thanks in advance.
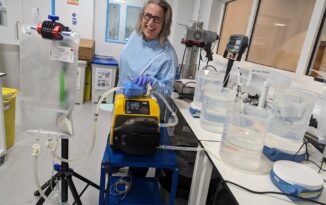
[95,68,112,90]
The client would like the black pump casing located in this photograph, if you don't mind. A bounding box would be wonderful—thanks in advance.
[112,116,159,155]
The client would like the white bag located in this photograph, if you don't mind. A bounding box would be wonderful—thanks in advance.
[20,24,79,138]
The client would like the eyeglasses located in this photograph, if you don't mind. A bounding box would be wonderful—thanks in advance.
[142,12,162,24]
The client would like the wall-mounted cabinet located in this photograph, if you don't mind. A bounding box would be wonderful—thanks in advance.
[0,0,22,45]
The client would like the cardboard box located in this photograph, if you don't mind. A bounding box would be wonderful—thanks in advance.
[79,39,95,61]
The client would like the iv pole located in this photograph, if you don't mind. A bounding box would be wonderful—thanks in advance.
[33,1,100,204]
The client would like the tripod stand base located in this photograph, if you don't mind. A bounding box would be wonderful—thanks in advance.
[35,167,100,205]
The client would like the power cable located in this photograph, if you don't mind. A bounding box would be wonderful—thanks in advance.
[109,176,132,202]
[292,140,306,161]
[306,159,326,173]
[218,180,326,205]
[181,81,196,94]
[202,64,217,71]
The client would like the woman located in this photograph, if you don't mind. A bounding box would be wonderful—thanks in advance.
[118,0,177,97]
[117,0,177,176]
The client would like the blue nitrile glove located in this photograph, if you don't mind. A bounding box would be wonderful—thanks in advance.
[134,76,156,87]
[123,81,147,98]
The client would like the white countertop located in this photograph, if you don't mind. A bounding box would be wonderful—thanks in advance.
[172,95,326,205]
[201,141,326,205]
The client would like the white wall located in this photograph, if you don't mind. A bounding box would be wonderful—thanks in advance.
[192,0,223,31]
[0,44,20,88]
[95,0,222,64]
[22,0,95,39]
[94,0,188,62]
[22,0,51,25]
[211,0,325,94]
[94,0,146,60]
[1,0,202,88]
[3,0,322,92]
[170,0,196,62]
[208,0,224,32]
[55,0,95,39]
[0,0,95,89]
[93,0,125,60]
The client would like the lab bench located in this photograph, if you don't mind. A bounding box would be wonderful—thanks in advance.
[200,141,326,205]
[171,96,326,205]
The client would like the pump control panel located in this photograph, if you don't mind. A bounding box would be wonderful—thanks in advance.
[223,35,248,61]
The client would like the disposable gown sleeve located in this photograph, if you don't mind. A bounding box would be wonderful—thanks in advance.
[151,58,177,97]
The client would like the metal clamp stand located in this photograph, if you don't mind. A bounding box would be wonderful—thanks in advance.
[223,59,235,87]
[34,138,100,205]
[222,35,249,88]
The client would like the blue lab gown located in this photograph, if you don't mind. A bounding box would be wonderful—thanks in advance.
[118,31,178,97]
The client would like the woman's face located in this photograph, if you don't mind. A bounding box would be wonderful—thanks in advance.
[142,3,164,41]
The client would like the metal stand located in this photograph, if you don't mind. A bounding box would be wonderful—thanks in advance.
[34,139,100,205]
[223,59,234,88]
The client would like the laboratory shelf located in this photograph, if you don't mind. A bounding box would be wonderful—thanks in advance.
[108,176,166,205]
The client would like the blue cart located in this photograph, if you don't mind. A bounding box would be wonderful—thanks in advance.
[99,128,179,205]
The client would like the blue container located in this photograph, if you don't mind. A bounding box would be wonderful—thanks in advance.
[92,56,118,66]
[91,56,118,103]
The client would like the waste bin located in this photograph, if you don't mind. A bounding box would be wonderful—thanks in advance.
[76,60,86,104]
[2,87,17,149]
[91,57,118,103]
[84,63,92,102]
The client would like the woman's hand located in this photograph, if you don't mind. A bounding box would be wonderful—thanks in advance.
[134,76,156,86]
[123,81,147,98]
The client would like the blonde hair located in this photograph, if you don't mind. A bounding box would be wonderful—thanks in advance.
[136,0,172,46]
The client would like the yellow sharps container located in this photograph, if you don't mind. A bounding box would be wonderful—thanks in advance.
[2,87,18,149]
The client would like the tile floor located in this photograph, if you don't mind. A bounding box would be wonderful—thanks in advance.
[0,99,112,205]
[0,97,188,205]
